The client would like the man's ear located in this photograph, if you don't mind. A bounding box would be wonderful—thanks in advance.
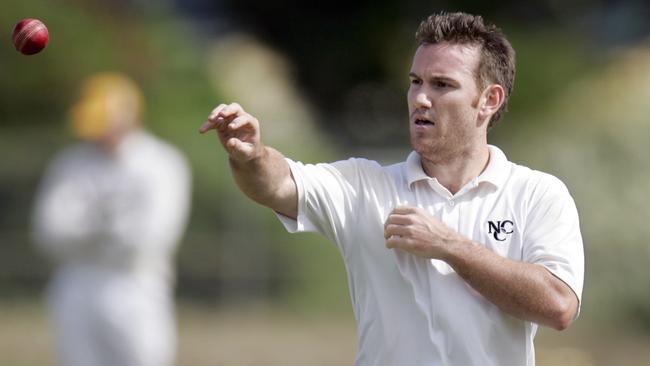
[477,84,505,124]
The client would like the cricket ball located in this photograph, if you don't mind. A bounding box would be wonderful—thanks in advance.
[12,18,49,55]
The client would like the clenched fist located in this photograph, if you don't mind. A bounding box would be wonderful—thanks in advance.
[384,206,469,260]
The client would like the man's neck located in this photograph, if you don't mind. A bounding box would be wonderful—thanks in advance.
[420,145,490,195]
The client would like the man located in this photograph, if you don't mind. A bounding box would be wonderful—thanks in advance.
[199,12,583,366]
[32,72,191,366]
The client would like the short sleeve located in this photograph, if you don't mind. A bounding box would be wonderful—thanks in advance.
[275,158,363,245]
[522,175,584,305]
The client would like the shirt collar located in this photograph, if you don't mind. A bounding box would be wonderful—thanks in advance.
[478,145,510,187]
[406,144,510,190]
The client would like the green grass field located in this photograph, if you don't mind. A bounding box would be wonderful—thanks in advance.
[1,300,648,366]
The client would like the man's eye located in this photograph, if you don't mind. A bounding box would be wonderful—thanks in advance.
[435,81,449,88]
[410,79,422,85]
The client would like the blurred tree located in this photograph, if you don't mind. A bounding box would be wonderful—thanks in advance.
[173,0,650,149]
[501,46,650,333]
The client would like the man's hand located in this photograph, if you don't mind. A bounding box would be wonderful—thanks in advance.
[384,206,468,259]
[199,103,263,162]
[198,102,298,218]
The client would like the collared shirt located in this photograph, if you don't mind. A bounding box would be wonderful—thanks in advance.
[277,145,584,366]
[33,130,192,281]
[32,130,191,366]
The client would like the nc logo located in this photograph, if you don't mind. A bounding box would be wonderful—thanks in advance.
[487,220,514,241]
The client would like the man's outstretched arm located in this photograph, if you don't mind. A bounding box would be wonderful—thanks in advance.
[199,103,298,219]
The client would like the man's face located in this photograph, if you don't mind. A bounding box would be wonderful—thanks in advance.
[407,42,487,163]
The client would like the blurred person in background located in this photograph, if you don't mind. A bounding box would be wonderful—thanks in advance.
[32,72,191,366]
[199,11,584,366]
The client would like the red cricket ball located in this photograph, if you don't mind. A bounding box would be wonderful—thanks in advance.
[12,18,49,55]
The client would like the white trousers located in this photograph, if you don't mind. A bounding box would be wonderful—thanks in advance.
[47,267,175,366]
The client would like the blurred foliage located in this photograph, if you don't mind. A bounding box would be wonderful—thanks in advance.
[500,46,650,333]
[0,0,347,314]
[2,0,650,339]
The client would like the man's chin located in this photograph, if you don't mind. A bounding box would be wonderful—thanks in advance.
[411,141,457,164]
[410,139,437,156]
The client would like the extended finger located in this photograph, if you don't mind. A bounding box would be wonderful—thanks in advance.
[199,118,225,133]
[208,104,228,120]
[199,104,228,133]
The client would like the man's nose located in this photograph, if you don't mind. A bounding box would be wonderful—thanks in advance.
[414,92,432,109]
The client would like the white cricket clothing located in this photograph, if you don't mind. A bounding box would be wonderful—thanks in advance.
[32,130,191,366]
[276,145,584,366]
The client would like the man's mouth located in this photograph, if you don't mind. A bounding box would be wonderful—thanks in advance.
[414,118,435,126]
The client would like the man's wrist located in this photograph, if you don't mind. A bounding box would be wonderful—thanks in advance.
[229,145,266,168]
[441,234,477,265]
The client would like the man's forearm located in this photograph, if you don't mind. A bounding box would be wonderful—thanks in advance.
[199,102,298,218]
[229,146,298,218]
[444,239,578,330]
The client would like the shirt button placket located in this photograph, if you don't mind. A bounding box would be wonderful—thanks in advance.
[445,198,460,232]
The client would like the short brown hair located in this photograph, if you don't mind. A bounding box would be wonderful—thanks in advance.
[415,12,515,126]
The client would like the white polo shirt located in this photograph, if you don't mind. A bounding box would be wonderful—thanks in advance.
[277,145,584,366]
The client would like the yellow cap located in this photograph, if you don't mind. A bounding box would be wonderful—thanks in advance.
[68,72,144,140]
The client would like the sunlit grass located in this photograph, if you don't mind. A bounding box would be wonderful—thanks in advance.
[2,300,649,366]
